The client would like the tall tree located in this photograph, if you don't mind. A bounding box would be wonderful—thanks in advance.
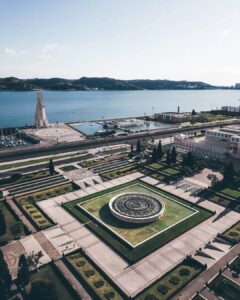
[10,222,22,239]
[166,149,171,166]
[29,281,58,300]
[17,254,30,287]
[0,209,6,236]
[152,146,157,162]
[0,249,12,298]
[130,144,134,153]
[48,158,55,176]
[170,147,177,164]
[136,139,141,154]
[223,162,234,185]
[157,140,163,160]
[191,109,197,116]
[186,151,194,168]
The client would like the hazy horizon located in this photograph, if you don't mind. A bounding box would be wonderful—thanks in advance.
[1,0,240,86]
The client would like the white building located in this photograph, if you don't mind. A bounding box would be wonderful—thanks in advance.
[35,91,49,128]
[221,106,240,113]
[175,126,240,158]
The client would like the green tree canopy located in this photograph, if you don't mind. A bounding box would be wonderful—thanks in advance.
[17,254,30,287]
[157,140,163,160]
[166,149,171,166]
[170,147,177,164]
[29,280,58,300]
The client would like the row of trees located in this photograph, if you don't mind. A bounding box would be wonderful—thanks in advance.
[151,140,177,166]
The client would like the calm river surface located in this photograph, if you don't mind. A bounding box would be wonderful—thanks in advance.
[0,90,240,128]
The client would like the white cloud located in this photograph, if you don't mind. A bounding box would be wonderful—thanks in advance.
[39,43,69,60]
[221,29,231,37]
[0,48,16,56]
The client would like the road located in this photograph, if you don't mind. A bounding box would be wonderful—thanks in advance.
[0,146,129,179]
[0,120,238,163]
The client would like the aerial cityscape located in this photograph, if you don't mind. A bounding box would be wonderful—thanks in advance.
[0,1,240,300]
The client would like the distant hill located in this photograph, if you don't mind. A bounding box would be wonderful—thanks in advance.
[0,76,231,91]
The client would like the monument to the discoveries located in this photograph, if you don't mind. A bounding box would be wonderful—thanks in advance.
[35,91,49,128]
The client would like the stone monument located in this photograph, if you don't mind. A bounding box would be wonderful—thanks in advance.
[35,90,49,128]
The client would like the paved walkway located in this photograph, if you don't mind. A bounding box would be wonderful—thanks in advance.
[6,197,36,233]
[54,260,92,300]
[34,231,61,260]
[173,243,240,299]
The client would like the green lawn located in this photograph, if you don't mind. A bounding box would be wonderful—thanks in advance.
[80,183,195,246]
[64,181,212,263]
[136,258,205,300]
[25,264,78,300]
[221,188,240,200]
[60,165,78,172]
[0,201,25,244]
[149,163,166,170]
[163,168,180,175]
[66,251,124,300]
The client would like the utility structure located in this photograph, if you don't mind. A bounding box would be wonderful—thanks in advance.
[35,90,49,128]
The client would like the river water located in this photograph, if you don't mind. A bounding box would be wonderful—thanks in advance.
[0,90,239,128]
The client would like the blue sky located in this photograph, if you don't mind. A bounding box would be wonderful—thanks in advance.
[1,0,240,85]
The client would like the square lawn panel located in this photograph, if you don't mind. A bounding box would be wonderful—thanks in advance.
[79,183,196,246]
[64,181,212,263]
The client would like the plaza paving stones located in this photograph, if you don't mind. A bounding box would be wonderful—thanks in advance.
[116,269,148,296]
[43,226,78,255]
[23,174,240,297]
[20,235,51,266]
[2,235,51,279]
[135,261,161,281]
[2,241,26,279]
[86,242,128,278]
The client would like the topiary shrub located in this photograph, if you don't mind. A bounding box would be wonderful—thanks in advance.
[229,231,238,237]
[39,220,46,224]
[179,267,191,276]
[157,284,169,295]
[93,280,105,288]
[169,275,180,285]
[84,270,95,277]
[76,261,85,267]
[104,292,115,300]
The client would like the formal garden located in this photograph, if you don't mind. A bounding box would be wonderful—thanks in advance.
[79,153,128,168]
[14,196,54,230]
[24,263,79,300]
[136,258,205,300]
[65,250,124,300]
[208,274,240,300]
[221,221,240,244]
[64,180,213,263]
[200,162,240,213]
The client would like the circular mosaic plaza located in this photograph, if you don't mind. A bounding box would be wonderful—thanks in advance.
[109,192,165,224]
